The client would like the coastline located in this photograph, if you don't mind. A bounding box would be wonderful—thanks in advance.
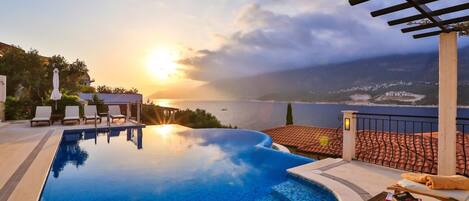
[150,98,469,109]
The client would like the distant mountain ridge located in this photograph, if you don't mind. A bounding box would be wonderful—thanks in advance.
[152,46,469,105]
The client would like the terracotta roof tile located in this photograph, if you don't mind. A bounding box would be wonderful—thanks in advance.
[262,125,469,176]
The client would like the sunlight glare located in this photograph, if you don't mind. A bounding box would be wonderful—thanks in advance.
[154,125,174,139]
[146,48,180,81]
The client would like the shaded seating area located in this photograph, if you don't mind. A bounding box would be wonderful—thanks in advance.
[30,106,52,127]
[79,93,143,123]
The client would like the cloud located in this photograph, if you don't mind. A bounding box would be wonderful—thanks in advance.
[181,1,463,81]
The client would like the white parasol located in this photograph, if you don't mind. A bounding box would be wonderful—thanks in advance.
[50,68,62,109]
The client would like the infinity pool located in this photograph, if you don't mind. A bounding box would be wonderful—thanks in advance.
[40,125,337,201]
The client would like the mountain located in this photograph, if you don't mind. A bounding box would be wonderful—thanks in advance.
[152,46,469,105]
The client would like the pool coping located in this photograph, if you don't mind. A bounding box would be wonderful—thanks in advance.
[0,129,56,201]
[288,158,366,201]
[272,143,290,153]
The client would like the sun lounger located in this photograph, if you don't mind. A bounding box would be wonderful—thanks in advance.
[83,105,101,124]
[31,106,52,127]
[108,105,126,123]
[62,106,80,125]
[388,179,469,201]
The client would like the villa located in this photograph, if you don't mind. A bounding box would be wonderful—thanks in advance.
[1,1,469,201]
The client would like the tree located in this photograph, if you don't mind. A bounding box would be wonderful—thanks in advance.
[96,85,139,94]
[286,103,293,125]
[88,93,106,113]
[0,45,92,120]
[96,85,113,93]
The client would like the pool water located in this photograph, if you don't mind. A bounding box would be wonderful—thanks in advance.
[40,125,337,201]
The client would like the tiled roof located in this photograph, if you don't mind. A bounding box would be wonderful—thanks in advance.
[262,125,343,157]
[262,125,469,176]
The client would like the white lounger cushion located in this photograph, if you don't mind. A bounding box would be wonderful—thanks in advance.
[398,179,469,201]
[84,105,98,118]
[108,105,124,117]
[64,106,80,120]
[32,117,50,121]
[33,106,51,120]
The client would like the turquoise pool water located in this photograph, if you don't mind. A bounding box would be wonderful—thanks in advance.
[40,125,337,201]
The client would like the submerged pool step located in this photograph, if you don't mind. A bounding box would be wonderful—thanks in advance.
[270,180,323,201]
[256,194,282,201]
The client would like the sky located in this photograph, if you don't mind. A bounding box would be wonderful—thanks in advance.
[0,0,468,96]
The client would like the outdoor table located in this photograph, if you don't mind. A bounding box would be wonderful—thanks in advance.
[51,114,63,125]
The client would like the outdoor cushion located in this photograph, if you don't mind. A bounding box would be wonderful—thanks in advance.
[108,105,121,116]
[398,179,469,201]
[34,106,51,119]
[63,116,80,120]
[65,106,79,118]
[32,117,50,121]
[84,105,98,117]
[111,114,125,118]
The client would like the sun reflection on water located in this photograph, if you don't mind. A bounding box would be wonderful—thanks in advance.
[154,124,174,139]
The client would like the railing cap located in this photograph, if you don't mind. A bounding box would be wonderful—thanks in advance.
[342,110,358,114]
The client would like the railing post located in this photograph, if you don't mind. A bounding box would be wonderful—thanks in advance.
[342,111,358,161]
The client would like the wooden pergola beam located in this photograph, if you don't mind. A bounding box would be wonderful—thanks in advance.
[402,15,469,33]
[370,0,437,17]
[349,0,469,39]
[388,2,469,26]
[404,0,449,32]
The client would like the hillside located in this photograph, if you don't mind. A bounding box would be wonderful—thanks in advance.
[179,46,467,105]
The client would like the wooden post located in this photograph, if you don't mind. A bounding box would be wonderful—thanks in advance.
[137,103,141,123]
[342,111,358,161]
[126,103,131,121]
[438,32,458,176]
[0,75,5,122]
[0,102,4,122]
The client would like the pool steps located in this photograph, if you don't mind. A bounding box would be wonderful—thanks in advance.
[257,178,336,201]
[273,180,329,201]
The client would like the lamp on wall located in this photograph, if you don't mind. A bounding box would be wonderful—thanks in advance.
[344,118,351,131]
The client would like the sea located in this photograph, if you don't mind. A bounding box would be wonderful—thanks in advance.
[153,99,469,131]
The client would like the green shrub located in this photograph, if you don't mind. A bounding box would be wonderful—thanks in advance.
[140,103,234,128]
[79,86,96,93]
[87,93,106,113]
[48,94,83,116]
[174,109,234,128]
[5,96,32,120]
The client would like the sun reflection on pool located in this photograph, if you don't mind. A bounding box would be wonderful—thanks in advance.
[154,125,174,138]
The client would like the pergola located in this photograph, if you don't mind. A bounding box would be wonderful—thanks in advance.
[349,0,469,176]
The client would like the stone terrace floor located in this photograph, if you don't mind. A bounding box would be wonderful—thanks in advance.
[288,158,438,201]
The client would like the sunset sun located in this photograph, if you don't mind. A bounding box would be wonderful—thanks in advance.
[146,48,180,81]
